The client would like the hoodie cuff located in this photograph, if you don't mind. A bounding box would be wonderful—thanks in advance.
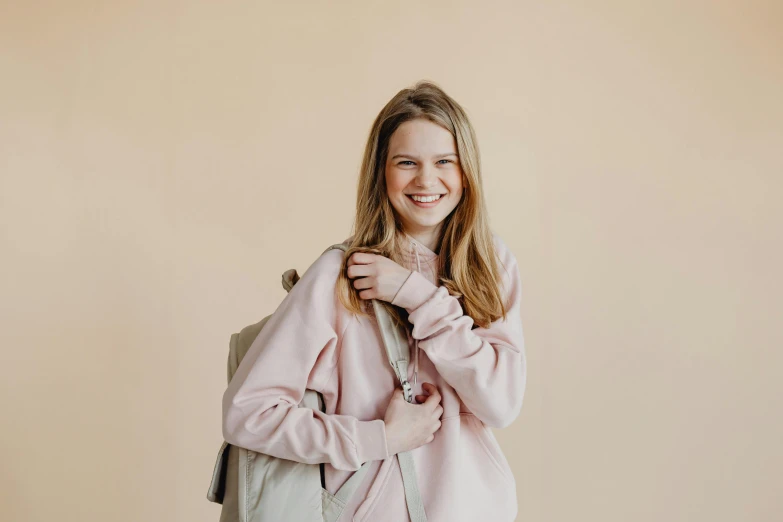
[391,270,439,311]
[355,419,389,463]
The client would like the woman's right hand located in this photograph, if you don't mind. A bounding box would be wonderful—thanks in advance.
[383,382,444,456]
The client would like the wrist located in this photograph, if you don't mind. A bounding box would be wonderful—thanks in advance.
[391,270,413,304]
[383,422,401,455]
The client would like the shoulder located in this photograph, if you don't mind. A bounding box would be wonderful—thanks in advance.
[489,233,523,311]
[490,232,519,274]
[297,244,347,292]
[277,244,348,329]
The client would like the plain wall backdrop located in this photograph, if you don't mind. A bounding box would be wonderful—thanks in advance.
[1,1,781,521]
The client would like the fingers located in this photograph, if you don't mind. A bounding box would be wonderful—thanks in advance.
[421,382,440,395]
[408,383,444,414]
[422,382,441,397]
[347,252,374,266]
[422,385,442,408]
[351,276,374,290]
[346,263,373,279]
[417,383,442,406]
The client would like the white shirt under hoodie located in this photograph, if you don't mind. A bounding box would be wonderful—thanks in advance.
[222,232,527,521]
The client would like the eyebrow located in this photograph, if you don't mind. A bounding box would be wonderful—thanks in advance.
[390,152,458,160]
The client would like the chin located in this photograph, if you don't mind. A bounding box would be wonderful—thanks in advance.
[410,218,445,228]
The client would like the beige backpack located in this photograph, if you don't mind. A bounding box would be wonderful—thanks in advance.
[206,243,427,522]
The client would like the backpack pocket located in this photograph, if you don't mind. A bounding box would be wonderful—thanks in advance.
[207,441,230,503]
[321,487,348,522]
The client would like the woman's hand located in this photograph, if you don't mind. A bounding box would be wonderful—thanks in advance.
[383,383,443,455]
[347,252,412,303]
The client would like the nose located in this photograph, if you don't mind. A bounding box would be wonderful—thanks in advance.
[415,164,438,189]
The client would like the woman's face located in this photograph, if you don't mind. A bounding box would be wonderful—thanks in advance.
[385,118,464,241]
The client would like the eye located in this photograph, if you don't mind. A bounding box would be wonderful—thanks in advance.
[437,159,452,164]
[398,160,415,166]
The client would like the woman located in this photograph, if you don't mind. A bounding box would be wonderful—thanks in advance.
[222,80,526,521]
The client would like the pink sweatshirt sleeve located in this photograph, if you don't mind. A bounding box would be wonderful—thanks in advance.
[391,236,526,429]
[222,250,389,471]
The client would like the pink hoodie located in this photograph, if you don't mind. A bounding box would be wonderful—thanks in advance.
[222,232,526,521]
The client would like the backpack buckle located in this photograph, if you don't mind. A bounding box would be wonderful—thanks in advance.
[401,379,413,403]
[392,360,414,403]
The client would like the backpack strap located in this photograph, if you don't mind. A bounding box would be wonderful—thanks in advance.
[397,451,428,522]
[372,299,414,402]
[323,242,428,522]
[323,243,415,402]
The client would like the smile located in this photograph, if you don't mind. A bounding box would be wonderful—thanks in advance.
[407,194,444,207]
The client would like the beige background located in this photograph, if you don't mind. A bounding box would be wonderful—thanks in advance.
[1,1,781,521]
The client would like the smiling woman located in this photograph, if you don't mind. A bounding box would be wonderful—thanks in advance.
[385,119,465,229]
[221,80,526,522]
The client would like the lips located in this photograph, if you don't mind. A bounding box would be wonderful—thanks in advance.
[406,194,444,207]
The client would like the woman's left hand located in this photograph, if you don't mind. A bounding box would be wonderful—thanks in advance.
[347,252,412,303]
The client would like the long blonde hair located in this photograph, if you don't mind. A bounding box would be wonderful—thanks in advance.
[336,80,507,330]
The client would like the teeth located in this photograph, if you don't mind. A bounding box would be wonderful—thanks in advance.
[410,194,442,203]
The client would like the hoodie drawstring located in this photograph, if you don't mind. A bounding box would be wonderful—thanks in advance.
[409,237,421,387]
